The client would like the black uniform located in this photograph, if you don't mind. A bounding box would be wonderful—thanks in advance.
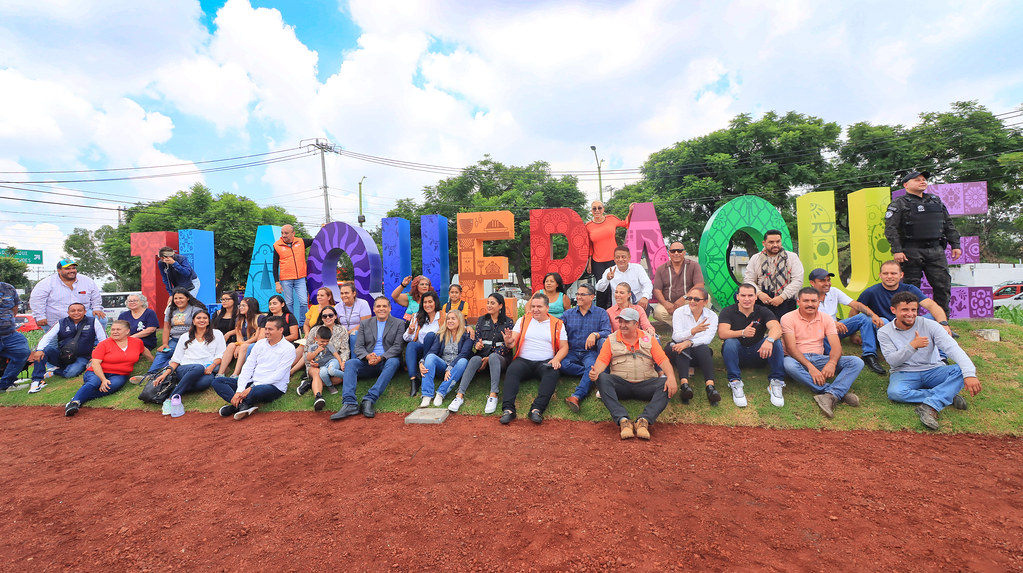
[884,192,960,315]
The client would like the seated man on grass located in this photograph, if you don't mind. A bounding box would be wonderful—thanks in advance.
[591,308,678,441]
[28,302,106,393]
[330,296,405,421]
[807,268,887,375]
[877,291,981,430]
[717,283,786,408]
[498,293,569,425]
[781,287,864,419]
[212,315,294,421]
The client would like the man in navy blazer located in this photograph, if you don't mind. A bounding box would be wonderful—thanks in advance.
[331,296,405,420]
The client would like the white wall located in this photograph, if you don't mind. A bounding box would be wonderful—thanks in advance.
[950,263,1023,287]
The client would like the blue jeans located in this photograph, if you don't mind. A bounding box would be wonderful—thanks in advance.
[888,364,965,412]
[783,353,863,399]
[32,344,90,381]
[148,337,179,373]
[823,313,878,356]
[0,331,30,389]
[73,371,129,404]
[211,376,285,408]
[722,338,785,382]
[341,357,401,405]
[404,332,436,379]
[422,355,468,398]
[561,348,600,400]
[171,363,215,395]
[318,358,341,388]
[279,278,309,326]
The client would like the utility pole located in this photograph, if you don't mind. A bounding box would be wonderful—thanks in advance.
[358,176,367,227]
[590,145,604,203]
[318,141,331,224]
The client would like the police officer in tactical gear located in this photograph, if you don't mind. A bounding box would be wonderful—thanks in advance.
[884,170,961,316]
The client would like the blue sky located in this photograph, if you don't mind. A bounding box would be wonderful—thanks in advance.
[1,0,1021,271]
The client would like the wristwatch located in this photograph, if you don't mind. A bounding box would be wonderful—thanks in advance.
[765,336,776,343]
[938,320,949,326]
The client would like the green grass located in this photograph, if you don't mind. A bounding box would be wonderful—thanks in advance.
[6,319,1022,435]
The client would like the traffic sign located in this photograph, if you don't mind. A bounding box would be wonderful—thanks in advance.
[8,250,43,264]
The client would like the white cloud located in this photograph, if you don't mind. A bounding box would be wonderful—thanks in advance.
[153,56,257,132]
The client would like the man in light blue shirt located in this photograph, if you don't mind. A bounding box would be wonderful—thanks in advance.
[29,260,105,331]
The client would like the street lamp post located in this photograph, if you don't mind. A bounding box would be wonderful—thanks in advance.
[590,145,604,202]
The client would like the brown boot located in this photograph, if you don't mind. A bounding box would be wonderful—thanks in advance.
[841,392,860,407]
[635,418,651,440]
[814,393,838,418]
[619,418,634,439]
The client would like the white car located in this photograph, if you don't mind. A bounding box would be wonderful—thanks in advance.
[993,292,1023,308]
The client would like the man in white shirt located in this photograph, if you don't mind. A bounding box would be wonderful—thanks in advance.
[29,259,106,331]
[595,246,653,310]
[499,293,569,425]
[808,268,887,375]
[877,291,980,430]
[743,230,803,320]
[212,315,295,420]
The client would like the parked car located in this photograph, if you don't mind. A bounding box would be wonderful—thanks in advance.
[993,283,1023,300]
[14,314,39,332]
[994,292,1023,309]
[101,292,134,320]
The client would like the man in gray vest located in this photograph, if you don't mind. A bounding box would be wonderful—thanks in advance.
[884,170,961,316]
[590,307,678,440]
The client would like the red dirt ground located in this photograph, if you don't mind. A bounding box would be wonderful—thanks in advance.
[0,406,1020,572]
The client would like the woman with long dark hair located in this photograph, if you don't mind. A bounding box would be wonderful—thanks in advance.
[453,292,514,414]
[211,291,239,343]
[218,297,262,377]
[151,310,227,402]
[260,294,300,343]
[402,290,441,396]
[538,272,571,319]
[133,288,207,381]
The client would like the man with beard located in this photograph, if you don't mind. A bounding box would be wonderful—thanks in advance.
[743,230,803,320]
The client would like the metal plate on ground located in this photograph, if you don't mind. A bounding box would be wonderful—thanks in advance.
[404,408,450,424]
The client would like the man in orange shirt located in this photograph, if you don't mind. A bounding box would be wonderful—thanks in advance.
[590,307,678,440]
[273,224,309,327]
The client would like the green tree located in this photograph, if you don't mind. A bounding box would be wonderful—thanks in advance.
[63,227,112,280]
[609,111,843,253]
[378,157,587,291]
[0,256,29,288]
[101,183,309,292]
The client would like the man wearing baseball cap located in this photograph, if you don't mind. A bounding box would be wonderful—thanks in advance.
[884,170,961,317]
[807,268,887,375]
[590,307,678,440]
[29,259,105,333]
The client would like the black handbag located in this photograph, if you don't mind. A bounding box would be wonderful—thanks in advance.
[138,368,176,404]
[57,320,87,367]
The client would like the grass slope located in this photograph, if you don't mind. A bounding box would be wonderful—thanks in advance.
[4,319,1021,435]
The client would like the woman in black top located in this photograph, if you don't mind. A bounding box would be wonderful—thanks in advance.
[454,292,514,415]
[211,291,239,343]
[260,294,300,343]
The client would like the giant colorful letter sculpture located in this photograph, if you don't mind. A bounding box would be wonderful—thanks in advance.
[624,202,669,277]
[244,225,281,311]
[420,215,450,303]
[698,196,792,307]
[529,208,589,291]
[131,231,178,327]
[457,211,515,317]
[178,229,215,306]
[307,222,383,308]
[381,217,412,318]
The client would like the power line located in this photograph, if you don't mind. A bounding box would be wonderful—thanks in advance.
[0,147,305,174]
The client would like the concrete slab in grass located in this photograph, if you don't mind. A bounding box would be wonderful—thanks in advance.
[405,408,450,424]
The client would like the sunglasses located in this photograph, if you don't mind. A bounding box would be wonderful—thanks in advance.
[669,249,685,254]
[591,206,603,211]
[684,296,705,302]
[320,313,336,318]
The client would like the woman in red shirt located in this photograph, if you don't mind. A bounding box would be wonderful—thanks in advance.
[64,320,154,417]
[586,201,633,308]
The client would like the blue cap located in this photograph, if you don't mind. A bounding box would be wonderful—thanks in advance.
[57,258,77,269]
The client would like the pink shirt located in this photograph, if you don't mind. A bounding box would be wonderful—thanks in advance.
[607,304,654,332]
[780,310,837,356]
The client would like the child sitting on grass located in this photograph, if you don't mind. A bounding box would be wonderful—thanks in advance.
[302,326,343,412]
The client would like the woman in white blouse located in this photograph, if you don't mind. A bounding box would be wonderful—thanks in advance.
[152,310,227,400]
[666,287,720,406]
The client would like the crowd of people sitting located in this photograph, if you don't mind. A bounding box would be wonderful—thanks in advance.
[0,206,983,439]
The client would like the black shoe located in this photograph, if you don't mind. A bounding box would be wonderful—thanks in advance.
[408,377,419,397]
[313,395,325,411]
[64,400,80,417]
[706,384,721,406]
[330,403,360,420]
[528,409,543,424]
[499,410,516,425]
[952,395,968,410]
[678,382,694,404]
[219,404,238,417]
[296,378,312,396]
[361,399,376,418]
[863,355,887,375]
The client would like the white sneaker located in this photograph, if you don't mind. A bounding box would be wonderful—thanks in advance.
[419,396,431,408]
[484,395,499,414]
[28,381,46,393]
[233,406,258,420]
[768,379,785,407]
[448,396,464,412]
[433,392,444,407]
[728,380,747,407]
